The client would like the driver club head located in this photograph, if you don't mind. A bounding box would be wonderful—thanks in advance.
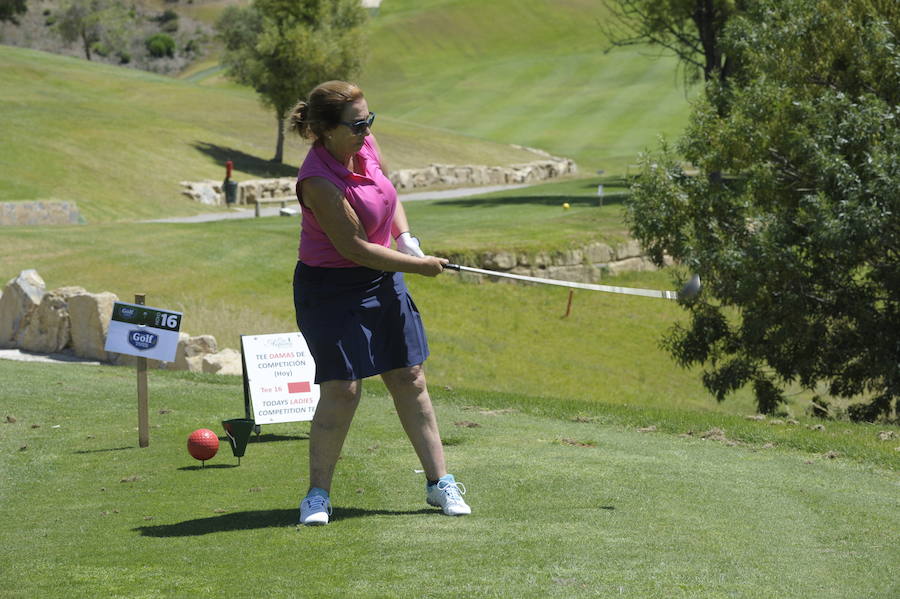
[678,274,702,300]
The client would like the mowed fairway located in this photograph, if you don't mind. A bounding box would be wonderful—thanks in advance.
[361,0,697,172]
[1,360,897,598]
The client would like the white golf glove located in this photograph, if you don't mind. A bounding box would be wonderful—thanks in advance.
[396,231,425,258]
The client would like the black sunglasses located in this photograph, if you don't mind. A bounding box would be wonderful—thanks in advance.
[340,112,375,135]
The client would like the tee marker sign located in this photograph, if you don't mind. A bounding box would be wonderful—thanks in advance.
[241,333,320,425]
[105,301,182,362]
[104,296,183,448]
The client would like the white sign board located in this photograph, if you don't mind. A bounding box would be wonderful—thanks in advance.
[104,302,182,362]
[241,333,320,424]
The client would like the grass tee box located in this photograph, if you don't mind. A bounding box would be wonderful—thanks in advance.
[0,360,897,598]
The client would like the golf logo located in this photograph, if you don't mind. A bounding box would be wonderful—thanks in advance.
[128,328,159,351]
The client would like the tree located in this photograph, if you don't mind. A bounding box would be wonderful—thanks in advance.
[216,0,368,163]
[627,0,900,420]
[602,0,749,85]
[0,0,27,25]
[55,0,133,61]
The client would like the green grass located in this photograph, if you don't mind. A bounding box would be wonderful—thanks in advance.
[0,214,727,413]
[0,176,892,427]
[2,0,699,223]
[181,0,698,173]
[0,175,625,343]
[1,360,897,598]
[361,0,698,173]
[408,175,633,253]
[3,6,897,594]
[0,46,538,223]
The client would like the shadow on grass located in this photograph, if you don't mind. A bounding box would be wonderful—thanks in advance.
[249,433,309,443]
[192,141,297,179]
[177,463,240,471]
[134,507,436,536]
[74,446,133,454]
[208,433,308,444]
[435,192,628,208]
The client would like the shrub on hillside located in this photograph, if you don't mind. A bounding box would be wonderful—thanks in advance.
[145,33,174,58]
[156,9,178,33]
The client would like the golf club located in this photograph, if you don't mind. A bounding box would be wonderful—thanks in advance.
[443,264,701,301]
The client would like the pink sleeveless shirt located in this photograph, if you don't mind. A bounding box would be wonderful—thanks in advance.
[296,136,397,268]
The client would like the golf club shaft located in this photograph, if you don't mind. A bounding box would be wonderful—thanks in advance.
[443,264,680,300]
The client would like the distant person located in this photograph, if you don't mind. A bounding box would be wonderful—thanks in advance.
[287,80,471,525]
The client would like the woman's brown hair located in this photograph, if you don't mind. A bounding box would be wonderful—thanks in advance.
[288,81,364,142]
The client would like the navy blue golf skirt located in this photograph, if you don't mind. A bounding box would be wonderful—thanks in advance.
[293,261,430,383]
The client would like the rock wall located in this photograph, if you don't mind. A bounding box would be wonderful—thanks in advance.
[181,154,578,206]
[444,240,671,285]
[0,270,241,375]
[0,201,82,226]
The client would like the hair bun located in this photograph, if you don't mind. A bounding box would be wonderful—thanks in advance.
[288,101,311,138]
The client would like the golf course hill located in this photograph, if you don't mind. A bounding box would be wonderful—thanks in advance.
[1,0,696,224]
[0,45,542,224]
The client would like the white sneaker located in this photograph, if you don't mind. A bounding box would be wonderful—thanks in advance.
[426,475,471,516]
[299,493,332,526]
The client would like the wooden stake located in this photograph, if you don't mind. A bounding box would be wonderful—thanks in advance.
[563,289,574,318]
[135,293,149,448]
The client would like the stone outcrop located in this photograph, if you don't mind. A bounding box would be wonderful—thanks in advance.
[444,241,671,285]
[389,157,577,191]
[0,270,228,373]
[172,333,218,372]
[237,179,295,205]
[68,290,118,362]
[0,201,82,226]
[0,269,46,347]
[16,286,84,354]
[202,348,242,376]
[180,181,222,206]
[180,154,578,206]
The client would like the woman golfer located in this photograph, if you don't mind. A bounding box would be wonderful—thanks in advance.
[288,80,470,525]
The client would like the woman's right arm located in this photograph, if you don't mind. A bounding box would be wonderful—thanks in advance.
[302,177,446,276]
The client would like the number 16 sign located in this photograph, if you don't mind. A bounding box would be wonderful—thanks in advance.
[105,301,182,362]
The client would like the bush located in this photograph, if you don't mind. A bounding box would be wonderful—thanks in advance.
[91,42,110,57]
[158,9,179,33]
[145,33,175,58]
